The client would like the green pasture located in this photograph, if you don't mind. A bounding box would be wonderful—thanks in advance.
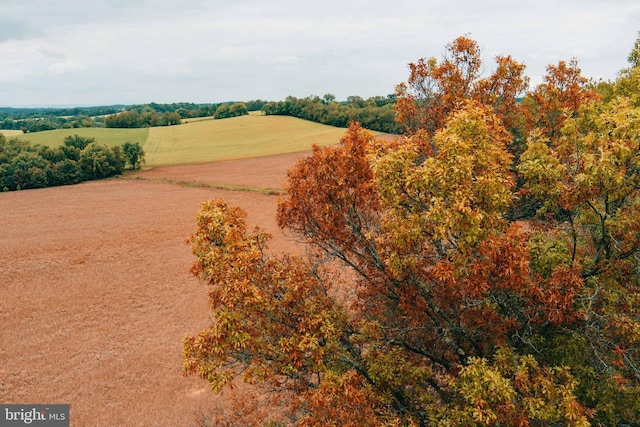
[13,127,149,149]
[7,115,381,166]
[144,114,353,165]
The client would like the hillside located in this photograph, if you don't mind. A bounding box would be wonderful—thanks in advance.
[143,114,355,165]
[8,127,149,149]
[4,114,376,166]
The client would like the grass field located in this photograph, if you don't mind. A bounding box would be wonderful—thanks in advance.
[4,115,376,166]
[10,127,149,149]
[144,114,353,165]
[0,129,24,137]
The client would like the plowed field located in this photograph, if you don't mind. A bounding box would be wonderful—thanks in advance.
[0,152,307,426]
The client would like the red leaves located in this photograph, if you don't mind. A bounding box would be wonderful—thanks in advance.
[299,371,390,427]
[395,36,529,142]
[540,266,584,325]
[524,59,599,141]
[277,122,384,289]
[184,35,640,426]
[446,223,584,351]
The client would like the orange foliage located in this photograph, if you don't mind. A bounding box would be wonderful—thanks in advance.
[184,36,640,426]
[395,36,529,146]
[524,59,600,141]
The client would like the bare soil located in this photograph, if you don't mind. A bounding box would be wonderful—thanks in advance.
[0,153,306,426]
[127,151,310,192]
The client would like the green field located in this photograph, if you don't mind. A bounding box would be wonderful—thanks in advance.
[8,115,368,166]
[12,127,149,149]
[144,114,355,165]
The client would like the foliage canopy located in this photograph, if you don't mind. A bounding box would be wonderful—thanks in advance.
[0,133,130,191]
[184,36,640,426]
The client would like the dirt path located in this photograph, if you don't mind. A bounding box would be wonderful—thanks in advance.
[0,152,307,426]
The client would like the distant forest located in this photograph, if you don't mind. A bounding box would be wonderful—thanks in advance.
[0,101,259,132]
[263,94,401,133]
[0,105,123,132]
[0,96,399,134]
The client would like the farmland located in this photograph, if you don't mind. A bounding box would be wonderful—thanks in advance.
[143,113,352,165]
[5,113,366,166]
[0,129,24,137]
[0,116,351,425]
[8,127,149,149]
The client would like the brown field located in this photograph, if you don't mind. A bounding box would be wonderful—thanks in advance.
[0,152,308,426]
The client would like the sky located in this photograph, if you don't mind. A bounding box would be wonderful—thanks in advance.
[0,0,638,107]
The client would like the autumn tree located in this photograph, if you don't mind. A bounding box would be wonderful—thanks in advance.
[518,95,640,424]
[184,36,640,426]
[394,35,530,153]
[523,59,600,143]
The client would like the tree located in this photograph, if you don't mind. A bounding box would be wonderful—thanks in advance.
[322,93,336,104]
[517,96,640,424]
[46,159,82,186]
[78,143,124,180]
[213,104,231,119]
[63,134,94,150]
[140,111,160,127]
[523,59,599,142]
[122,142,145,170]
[184,36,640,426]
[160,112,182,126]
[230,102,248,117]
[9,151,49,190]
[105,110,142,128]
[395,35,529,153]
[261,95,400,133]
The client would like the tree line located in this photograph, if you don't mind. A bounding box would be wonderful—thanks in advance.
[0,101,268,133]
[0,134,144,191]
[0,106,123,132]
[183,35,640,426]
[103,101,252,128]
[263,94,402,133]
[2,95,404,135]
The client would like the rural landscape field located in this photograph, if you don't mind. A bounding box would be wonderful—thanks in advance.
[4,31,640,426]
[0,116,347,425]
[13,112,355,166]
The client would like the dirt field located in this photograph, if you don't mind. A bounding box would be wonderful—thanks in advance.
[0,153,307,426]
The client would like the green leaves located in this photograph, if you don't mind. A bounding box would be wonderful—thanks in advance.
[373,102,514,255]
[441,349,591,426]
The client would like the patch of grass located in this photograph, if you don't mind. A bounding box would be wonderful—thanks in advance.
[8,114,386,167]
[0,129,24,137]
[12,127,149,148]
[144,114,357,166]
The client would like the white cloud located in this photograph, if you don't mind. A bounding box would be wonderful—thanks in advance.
[47,59,85,74]
[0,0,639,105]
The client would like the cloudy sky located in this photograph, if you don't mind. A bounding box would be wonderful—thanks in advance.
[0,0,638,107]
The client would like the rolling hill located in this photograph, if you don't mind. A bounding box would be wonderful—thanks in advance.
[5,114,374,166]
